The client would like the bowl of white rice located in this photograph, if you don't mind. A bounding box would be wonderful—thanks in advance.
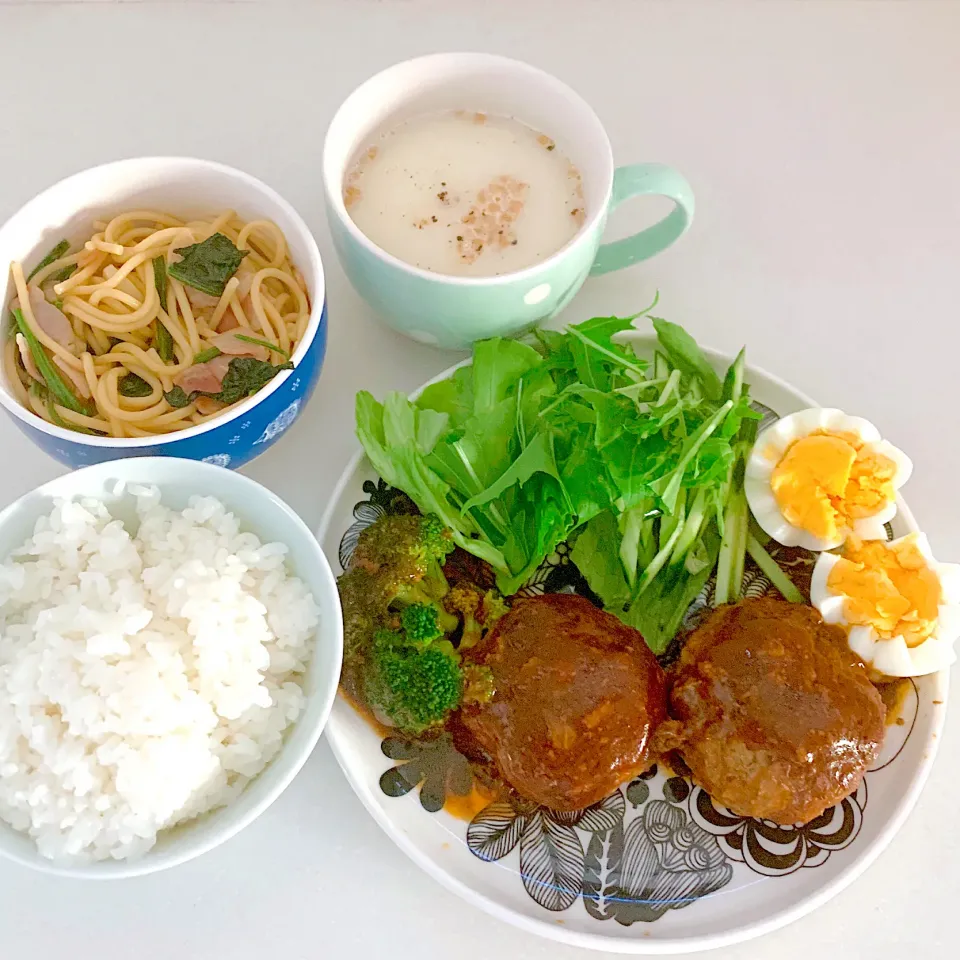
[0,457,341,877]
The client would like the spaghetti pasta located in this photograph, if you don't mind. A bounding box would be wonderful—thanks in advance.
[5,211,308,438]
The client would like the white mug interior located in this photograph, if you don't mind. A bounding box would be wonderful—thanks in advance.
[324,52,615,282]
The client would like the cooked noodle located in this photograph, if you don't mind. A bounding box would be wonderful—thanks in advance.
[5,211,310,438]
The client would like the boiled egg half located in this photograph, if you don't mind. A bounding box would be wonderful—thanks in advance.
[810,533,960,677]
[745,408,912,551]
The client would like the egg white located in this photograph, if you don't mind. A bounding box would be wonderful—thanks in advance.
[810,533,960,677]
[745,408,913,551]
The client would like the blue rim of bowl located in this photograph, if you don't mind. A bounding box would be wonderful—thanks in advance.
[0,157,326,448]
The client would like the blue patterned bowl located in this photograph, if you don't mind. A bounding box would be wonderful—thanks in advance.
[0,158,327,469]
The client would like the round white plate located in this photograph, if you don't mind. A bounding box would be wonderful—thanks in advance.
[317,335,947,953]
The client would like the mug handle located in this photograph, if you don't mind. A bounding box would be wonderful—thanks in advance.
[590,163,695,276]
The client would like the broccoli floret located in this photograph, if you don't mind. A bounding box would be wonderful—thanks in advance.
[400,602,459,647]
[445,584,482,648]
[350,513,454,604]
[480,590,509,627]
[408,514,455,601]
[414,513,456,568]
[365,628,463,735]
[337,512,474,733]
[445,585,509,650]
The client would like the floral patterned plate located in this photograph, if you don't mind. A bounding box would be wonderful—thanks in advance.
[316,335,947,953]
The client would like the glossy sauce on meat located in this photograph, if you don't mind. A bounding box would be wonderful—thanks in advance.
[462,594,667,811]
[661,597,885,825]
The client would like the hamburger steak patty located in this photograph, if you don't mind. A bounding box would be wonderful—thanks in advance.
[462,594,667,811]
[661,597,885,824]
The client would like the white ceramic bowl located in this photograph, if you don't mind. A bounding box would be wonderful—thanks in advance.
[0,457,342,878]
[0,157,328,470]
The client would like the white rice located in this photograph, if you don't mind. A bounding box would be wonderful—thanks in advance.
[0,485,318,863]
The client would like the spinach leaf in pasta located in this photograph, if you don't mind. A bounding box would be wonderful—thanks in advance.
[164,357,293,408]
[118,372,153,398]
[168,233,248,297]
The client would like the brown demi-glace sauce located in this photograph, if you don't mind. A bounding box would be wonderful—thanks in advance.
[878,677,912,726]
[442,782,500,822]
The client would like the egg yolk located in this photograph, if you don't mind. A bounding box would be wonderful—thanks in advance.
[827,535,942,647]
[770,431,897,541]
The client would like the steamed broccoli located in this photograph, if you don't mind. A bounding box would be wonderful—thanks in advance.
[350,513,454,604]
[365,628,463,735]
[338,511,502,734]
[410,514,455,575]
[400,602,458,647]
[444,584,509,650]
[339,513,455,657]
[481,590,509,626]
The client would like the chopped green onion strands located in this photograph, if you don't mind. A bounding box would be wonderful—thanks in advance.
[26,240,70,282]
[155,322,174,363]
[193,346,222,364]
[153,255,174,362]
[46,394,67,428]
[11,308,90,415]
[153,256,168,312]
[233,333,290,359]
[748,516,772,547]
[43,388,101,436]
[714,485,748,606]
[670,488,708,569]
[723,347,745,404]
[45,263,77,285]
[634,504,687,597]
[45,389,71,429]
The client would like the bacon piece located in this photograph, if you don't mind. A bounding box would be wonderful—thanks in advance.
[25,286,80,353]
[208,331,269,361]
[234,261,256,299]
[195,396,228,416]
[173,353,232,395]
[52,356,92,399]
[216,292,255,333]
[184,286,220,310]
[217,306,241,332]
[15,333,42,383]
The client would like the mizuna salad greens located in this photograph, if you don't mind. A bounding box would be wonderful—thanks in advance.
[356,311,786,653]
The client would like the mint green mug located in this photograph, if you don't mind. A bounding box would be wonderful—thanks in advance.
[323,53,694,350]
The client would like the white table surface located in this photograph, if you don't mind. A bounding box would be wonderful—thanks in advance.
[0,0,958,956]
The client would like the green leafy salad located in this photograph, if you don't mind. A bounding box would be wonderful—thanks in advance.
[356,308,796,654]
